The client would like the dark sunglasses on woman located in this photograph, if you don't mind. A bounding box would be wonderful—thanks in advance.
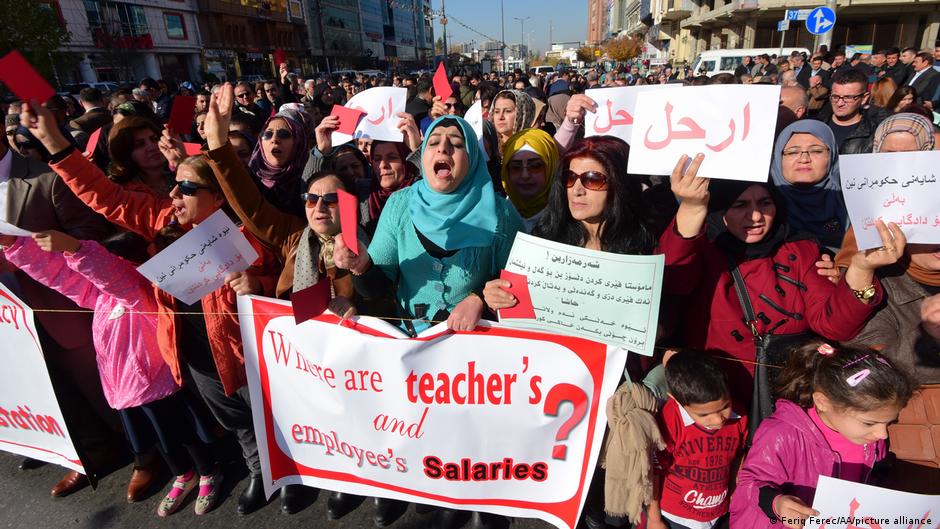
[174,180,212,196]
[563,170,609,191]
[261,129,292,141]
[301,192,339,208]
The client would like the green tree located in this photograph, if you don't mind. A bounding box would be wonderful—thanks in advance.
[0,0,71,82]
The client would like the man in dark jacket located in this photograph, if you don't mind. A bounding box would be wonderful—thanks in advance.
[815,68,886,154]
[883,47,912,87]
[405,80,433,126]
[70,88,112,134]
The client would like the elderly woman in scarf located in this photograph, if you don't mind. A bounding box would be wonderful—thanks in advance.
[830,112,940,494]
[247,109,312,217]
[489,89,536,155]
[500,128,560,231]
[366,140,418,233]
[769,120,848,251]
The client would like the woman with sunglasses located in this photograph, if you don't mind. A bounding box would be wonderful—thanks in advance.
[333,115,523,529]
[246,110,311,218]
[19,100,282,517]
[498,128,560,232]
[202,84,389,518]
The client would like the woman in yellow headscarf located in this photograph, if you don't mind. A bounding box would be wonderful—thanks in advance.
[500,128,560,232]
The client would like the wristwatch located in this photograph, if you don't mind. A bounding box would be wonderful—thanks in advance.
[852,284,877,301]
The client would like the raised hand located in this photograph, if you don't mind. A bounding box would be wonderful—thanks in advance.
[396,112,422,152]
[205,83,234,151]
[315,115,340,154]
[670,153,709,238]
[158,126,186,170]
[332,234,371,275]
[19,100,71,155]
[564,94,598,126]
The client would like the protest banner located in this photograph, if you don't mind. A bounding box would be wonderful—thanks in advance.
[840,151,940,250]
[136,209,259,304]
[238,295,628,529]
[463,100,489,161]
[0,283,84,474]
[499,233,663,356]
[628,85,780,182]
[584,85,679,144]
[805,475,939,529]
[331,87,407,144]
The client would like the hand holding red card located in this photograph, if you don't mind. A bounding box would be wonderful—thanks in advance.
[337,189,359,256]
[290,279,331,324]
[0,51,55,104]
[329,105,365,135]
[433,62,453,102]
[182,143,203,156]
[84,127,103,159]
[167,95,196,135]
[498,270,536,319]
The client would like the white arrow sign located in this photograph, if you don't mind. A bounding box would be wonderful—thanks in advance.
[814,10,833,32]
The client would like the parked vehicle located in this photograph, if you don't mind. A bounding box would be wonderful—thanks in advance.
[691,47,810,76]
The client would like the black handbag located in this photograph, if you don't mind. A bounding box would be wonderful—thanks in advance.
[727,261,814,445]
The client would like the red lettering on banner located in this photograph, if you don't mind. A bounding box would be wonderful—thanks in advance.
[405,362,518,405]
[0,304,21,330]
[291,422,407,471]
[422,455,549,482]
[267,330,337,388]
[373,406,428,439]
[0,404,64,437]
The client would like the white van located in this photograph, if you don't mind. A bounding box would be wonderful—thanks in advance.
[691,47,811,76]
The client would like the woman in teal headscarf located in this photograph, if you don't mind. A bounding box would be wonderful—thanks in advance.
[334,116,523,335]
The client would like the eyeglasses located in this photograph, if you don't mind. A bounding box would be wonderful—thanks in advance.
[235,92,252,99]
[781,147,830,159]
[830,93,866,103]
[174,180,212,196]
[444,102,456,109]
[564,170,609,191]
[301,192,339,208]
[508,159,546,174]
[261,129,292,141]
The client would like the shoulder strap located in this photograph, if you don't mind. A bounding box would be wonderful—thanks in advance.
[727,255,760,338]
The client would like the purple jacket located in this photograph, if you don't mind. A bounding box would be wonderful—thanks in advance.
[729,400,886,529]
[4,237,179,409]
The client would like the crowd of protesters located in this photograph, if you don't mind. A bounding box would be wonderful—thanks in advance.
[1,40,938,529]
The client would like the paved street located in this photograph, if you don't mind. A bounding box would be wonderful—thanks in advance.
[0,450,560,529]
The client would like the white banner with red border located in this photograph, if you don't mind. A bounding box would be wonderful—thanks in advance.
[0,283,84,474]
[238,295,628,529]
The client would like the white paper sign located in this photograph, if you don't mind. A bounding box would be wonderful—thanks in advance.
[840,151,940,250]
[584,85,679,143]
[0,221,33,237]
[136,210,259,305]
[463,100,488,161]
[0,283,84,474]
[628,85,780,182]
[805,476,939,529]
[331,87,407,144]
[502,233,664,356]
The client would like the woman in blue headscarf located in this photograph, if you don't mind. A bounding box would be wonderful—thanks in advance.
[769,120,849,251]
[334,116,524,336]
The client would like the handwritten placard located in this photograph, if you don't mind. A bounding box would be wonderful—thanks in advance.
[804,476,939,529]
[500,233,663,356]
[330,87,407,145]
[840,151,940,250]
[584,85,679,144]
[463,100,488,161]
[628,85,780,182]
[136,210,259,304]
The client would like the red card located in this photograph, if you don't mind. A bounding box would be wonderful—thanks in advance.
[433,62,452,102]
[290,278,331,324]
[497,270,536,320]
[329,105,365,135]
[0,51,55,104]
[337,188,359,256]
[182,142,203,156]
[84,127,102,158]
[274,48,286,66]
[167,95,196,135]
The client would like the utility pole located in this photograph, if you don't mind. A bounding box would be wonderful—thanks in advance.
[514,16,529,70]
[816,0,837,52]
[312,0,331,74]
[549,20,553,48]
[440,0,448,68]
[500,0,506,72]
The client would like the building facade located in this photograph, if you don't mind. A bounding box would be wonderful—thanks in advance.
[54,0,203,85]
[588,0,611,44]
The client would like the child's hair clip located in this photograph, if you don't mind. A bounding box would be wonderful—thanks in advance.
[817,343,835,356]
[846,369,871,387]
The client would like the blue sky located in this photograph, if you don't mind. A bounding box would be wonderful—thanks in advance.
[432,0,588,54]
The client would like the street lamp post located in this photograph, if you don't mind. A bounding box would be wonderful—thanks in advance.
[514,16,529,70]
[500,0,506,72]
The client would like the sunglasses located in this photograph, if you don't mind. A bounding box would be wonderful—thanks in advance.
[174,180,212,196]
[564,170,609,191]
[261,129,292,141]
[301,192,339,207]
[235,92,252,99]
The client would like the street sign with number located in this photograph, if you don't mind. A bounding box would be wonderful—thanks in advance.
[806,6,836,35]
[786,9,812,21]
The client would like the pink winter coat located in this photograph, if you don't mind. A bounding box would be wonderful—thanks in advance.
[729,399,886,529]
[4,237,179,409]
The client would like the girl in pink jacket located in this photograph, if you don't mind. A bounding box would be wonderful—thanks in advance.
[729,342,916,529]
[1,230,220,518]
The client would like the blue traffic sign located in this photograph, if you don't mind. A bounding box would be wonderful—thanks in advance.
[806,6,836,35]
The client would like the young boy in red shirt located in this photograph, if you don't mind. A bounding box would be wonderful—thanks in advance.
[647,351,747,529]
